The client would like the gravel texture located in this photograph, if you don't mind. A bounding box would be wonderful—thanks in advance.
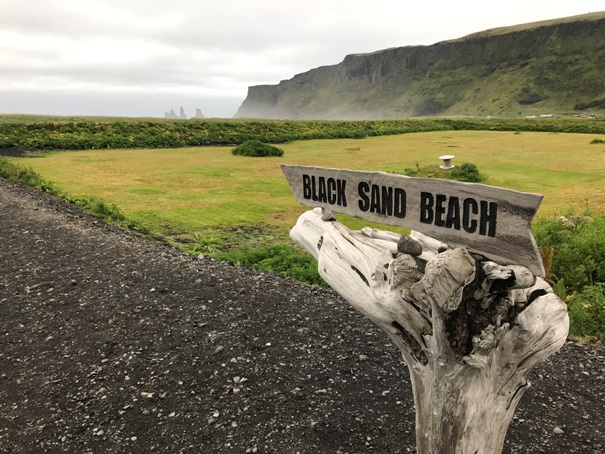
[1,178,604,453]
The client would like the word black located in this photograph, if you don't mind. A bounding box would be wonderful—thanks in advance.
[302,174,347,207]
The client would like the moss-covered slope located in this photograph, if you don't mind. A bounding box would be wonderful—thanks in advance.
[235,12,605,119]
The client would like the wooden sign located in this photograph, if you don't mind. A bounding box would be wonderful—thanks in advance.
[281,164,545,276]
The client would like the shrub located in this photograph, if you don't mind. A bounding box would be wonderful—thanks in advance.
[449,162,485,182]
[574,97,605,110]
[566,284,605,338]
[231,140,284,157]
[0,157,45,188]
[85,198,125,223]
[2,117,605,150]
[533,213,605,293]
[533,212,605,338]
[590,138,605,144]
[189,233,222,254]
[215,243,324,286]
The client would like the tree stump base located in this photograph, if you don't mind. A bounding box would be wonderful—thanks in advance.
[290,208,569,454]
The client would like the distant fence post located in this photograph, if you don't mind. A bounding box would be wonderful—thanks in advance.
[283,165,569,453]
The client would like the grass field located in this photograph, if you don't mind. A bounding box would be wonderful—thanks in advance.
[14,130,605,245]
[6,128,605,337]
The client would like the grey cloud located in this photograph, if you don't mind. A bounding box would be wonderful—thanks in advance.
[2,0,600,118]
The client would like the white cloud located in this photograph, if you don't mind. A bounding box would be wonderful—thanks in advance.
[1,0,603,117]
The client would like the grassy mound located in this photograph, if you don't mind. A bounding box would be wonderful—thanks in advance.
[231,140,284,157]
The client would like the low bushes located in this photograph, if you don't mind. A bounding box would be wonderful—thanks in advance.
[574,97,605,110]
[231,140,284,157]
[566,284,605,338]
[449,162,485,182]
[403,161,486,182]
[2,117,605,151]
[215,244,324,286]
[0,156,48,189]
[533,212,605,338]
[533,213,605,292]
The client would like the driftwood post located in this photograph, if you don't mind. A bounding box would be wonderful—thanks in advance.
[282,165,569,454]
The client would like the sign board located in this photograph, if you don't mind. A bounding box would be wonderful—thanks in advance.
[281,164,545,276]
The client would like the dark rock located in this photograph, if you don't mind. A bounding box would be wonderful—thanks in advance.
[396,235,423,256]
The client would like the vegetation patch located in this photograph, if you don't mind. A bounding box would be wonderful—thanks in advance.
[533,212,605,338]
[449,163,485,182]
[231,140,284,157]
[0,157,124,224]
[5,129,605,337]
[403,161,486,183]
[214,243,324,286]
[0,156,50,190]
[566,284,605,338]
[534,213,605,292]
[575,97,605,111]
[182,225,323,286]
[1,117,605,151]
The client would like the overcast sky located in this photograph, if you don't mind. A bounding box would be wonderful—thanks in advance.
[1,1,602,118]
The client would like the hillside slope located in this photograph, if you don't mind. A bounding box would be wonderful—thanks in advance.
[235,12,605,119]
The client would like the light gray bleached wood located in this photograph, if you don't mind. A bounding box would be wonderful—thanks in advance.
[281,164,545,276]
[290,208,569,454]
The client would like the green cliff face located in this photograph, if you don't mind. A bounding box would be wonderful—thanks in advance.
[235,12,605,119]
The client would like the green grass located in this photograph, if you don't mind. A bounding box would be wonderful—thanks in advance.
[533,213,605,338]
[4,131,605,336]
[11,131,605,236]
[566,284,605,338]
[0,157,125,224]
[130,188,166,195]
[5,130,605,275]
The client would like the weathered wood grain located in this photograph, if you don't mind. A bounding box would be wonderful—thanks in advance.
[282,164,544,275]
[289,208,569,454]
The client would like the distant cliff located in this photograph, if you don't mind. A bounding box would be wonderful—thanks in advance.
[235,12,605,119]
